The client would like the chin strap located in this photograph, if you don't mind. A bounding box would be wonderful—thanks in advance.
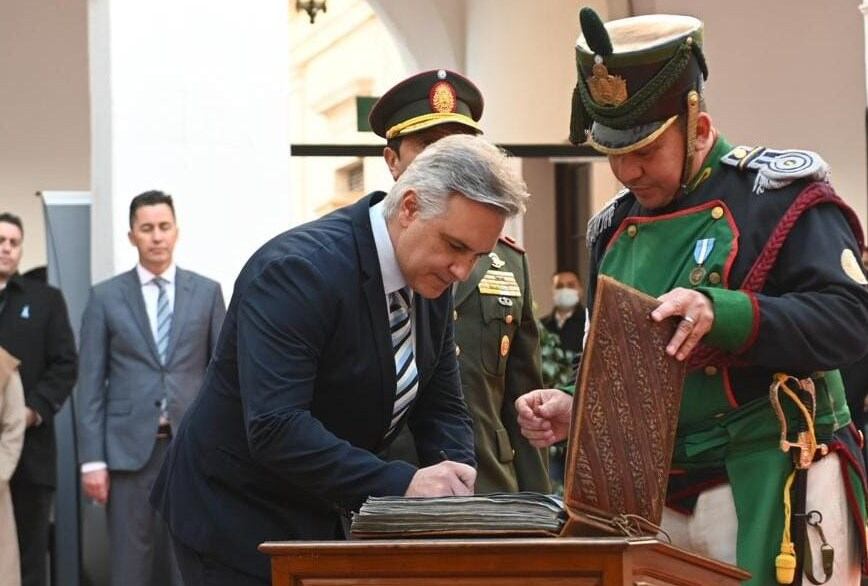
[680,90,701,195]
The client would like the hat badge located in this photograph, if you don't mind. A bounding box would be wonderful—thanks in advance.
[429,80,457,114]
[587,58,628,107]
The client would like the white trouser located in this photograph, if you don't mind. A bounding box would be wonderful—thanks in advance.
[662,453,860,585]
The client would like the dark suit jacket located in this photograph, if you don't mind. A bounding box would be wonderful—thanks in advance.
[151,192,474,580]
[0,275,77,487]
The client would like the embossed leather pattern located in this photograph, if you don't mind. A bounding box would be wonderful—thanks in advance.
[562,275,686,535]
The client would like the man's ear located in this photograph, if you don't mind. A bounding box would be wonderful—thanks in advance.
[127,230,135,246]
[383,147,401,181]
[397,190,420,228]
[694,112,713,152]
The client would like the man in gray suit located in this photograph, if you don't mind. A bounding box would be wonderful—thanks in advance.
[77,190,226,586]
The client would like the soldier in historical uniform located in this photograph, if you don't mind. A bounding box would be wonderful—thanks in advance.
[371,70,549,493]
[516,8,868,585]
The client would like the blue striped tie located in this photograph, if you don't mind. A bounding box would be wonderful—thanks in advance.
[154,277,172,365]
[385,288,418,440]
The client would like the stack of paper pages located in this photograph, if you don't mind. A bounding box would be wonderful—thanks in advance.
[351,492,566,537]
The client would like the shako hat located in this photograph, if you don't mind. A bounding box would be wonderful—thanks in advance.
[570,8,707,155]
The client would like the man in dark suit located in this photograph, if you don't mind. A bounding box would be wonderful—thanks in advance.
[540,271,586,354]
[151,134,530,585]
[371,69,549,494]
[77,191,225,586]
[0,212,77,586]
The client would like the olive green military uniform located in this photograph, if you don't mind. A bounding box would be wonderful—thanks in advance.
[454,238,549,493]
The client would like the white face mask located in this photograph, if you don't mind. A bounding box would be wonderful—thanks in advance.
[552,288,580,310]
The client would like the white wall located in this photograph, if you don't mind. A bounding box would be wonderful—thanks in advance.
[521,158,558,315]
[0,0,90,272]
[89,0,293,296]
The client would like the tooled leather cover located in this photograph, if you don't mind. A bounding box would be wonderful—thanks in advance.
[561,275,686,536]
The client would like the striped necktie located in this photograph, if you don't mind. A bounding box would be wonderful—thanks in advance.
[385,287,418,440]
[154,277,172,365]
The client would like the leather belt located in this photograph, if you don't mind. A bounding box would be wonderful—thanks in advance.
[156,422,172,440]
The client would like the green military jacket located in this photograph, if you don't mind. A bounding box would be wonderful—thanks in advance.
[453,238,550,493]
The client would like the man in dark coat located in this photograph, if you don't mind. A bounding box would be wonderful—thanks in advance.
[0,212,77,586]
[151,135,530,585]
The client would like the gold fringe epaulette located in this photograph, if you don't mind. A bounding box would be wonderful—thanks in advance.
[586,189,630,248]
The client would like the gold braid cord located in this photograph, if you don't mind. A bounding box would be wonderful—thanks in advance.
[681,90,700,191]
[768,373,828,469]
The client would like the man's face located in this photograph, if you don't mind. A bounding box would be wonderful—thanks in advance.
[128,203,178,270]
[393,191,505,299]
[0,221,23,280]
[607,122,685,210]
[384,124,476,180]
[552,272,581,295]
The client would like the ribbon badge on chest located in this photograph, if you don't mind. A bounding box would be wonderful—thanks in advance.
[689,238,715,286]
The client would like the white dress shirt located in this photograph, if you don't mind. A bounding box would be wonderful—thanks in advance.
[369,201,415,351]
[137,263,177,344]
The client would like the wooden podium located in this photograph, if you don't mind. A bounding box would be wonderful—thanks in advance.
[259,537,750,585]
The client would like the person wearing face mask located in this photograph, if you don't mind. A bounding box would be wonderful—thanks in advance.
[540,271,586,354]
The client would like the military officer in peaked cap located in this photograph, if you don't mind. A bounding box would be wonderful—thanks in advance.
[372,69,550,494]
[516,8,868,585]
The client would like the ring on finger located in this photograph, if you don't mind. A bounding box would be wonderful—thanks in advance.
[682,315,696,326]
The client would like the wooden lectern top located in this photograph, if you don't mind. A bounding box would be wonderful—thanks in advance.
[260,537,750,585]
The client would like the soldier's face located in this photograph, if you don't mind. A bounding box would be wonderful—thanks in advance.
[392,191,504,299]
[0,221,23,280]
[607,122,686,210]
[384,124,476,180]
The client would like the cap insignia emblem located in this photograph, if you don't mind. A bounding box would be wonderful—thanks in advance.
[429,81,457,113]
[587,62,628,107]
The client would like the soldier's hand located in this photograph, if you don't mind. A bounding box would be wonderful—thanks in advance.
[651,287,714,361]
[405,461,476,496]
[82,469,110,505]
[515,389,573,448]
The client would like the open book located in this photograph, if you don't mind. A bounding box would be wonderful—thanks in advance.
[352,275,686,538]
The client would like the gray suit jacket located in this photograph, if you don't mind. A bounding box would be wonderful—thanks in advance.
[77,267,225,471]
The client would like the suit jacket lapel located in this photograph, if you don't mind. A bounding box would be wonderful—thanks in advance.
[351,193,396,433]
[122,269,161,364]
[164,268,193,364]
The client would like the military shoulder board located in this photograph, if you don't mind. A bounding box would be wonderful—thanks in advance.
[586,188,630,248]
[721,145,830,194]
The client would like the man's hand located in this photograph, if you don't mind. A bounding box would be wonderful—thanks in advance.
[651,287,715,361]
[82,470,110,505]
[515,388,573,448]
[405,461,476,497]
[25,408,39,427]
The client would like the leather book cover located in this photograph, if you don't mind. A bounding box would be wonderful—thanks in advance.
[561,275,686,536]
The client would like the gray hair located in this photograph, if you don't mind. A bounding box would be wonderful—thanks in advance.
[382,134,529,220]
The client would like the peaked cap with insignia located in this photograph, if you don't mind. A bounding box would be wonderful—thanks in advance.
[570,8,708,155]
[369,69,484,140]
